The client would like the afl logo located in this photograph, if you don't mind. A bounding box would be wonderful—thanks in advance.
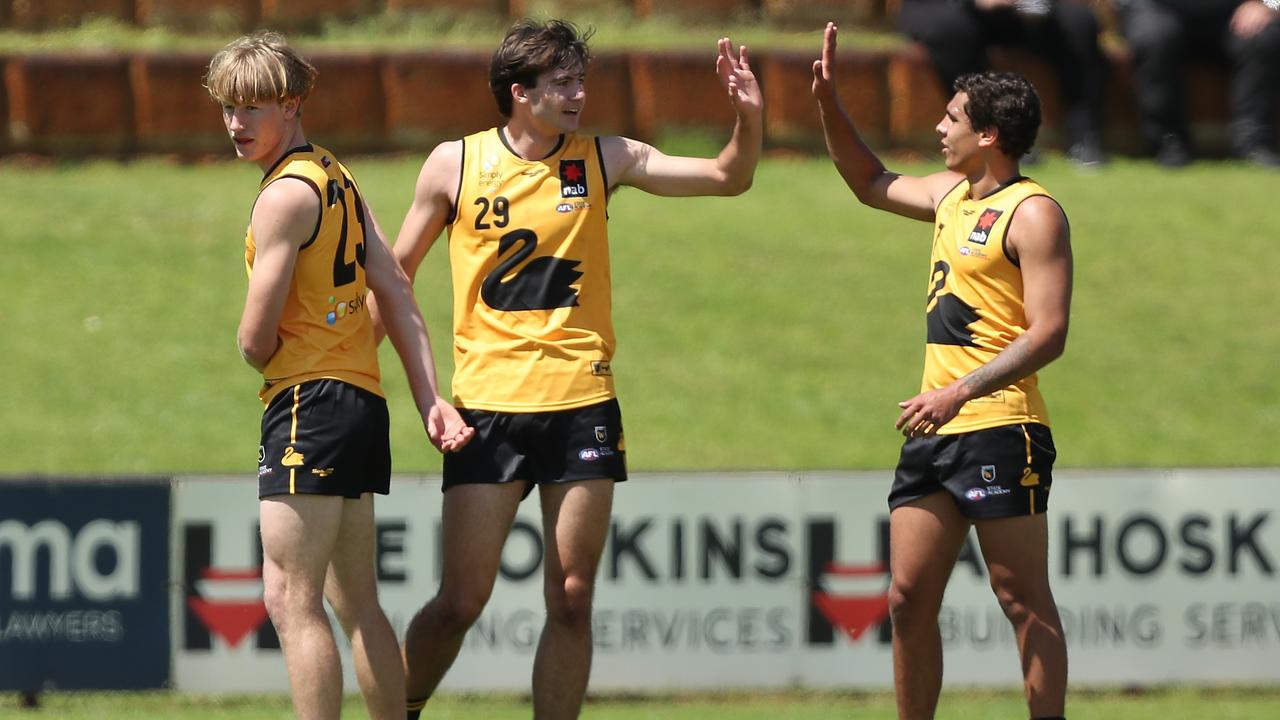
[578,448,600,461]
[556,203,573,213]
[965,487,988,501]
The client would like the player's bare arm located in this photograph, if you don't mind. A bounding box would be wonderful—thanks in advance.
[363,200,474,453]
[367,139,462,339]
[236,177,316,371]
[812,21,957,221]
[602,37,761,197]
[392,140,463,277]
[896,195,1072,436]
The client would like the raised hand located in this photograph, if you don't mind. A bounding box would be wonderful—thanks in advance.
[716,37,762,119]
[811,21,839,103]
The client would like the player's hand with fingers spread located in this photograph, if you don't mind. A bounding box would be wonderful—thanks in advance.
[895,384,967,438]
[716,37,762,120]
[811,21,840,105]
[426,396,474,453]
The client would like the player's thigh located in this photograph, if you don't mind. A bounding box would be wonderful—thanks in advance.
[438,481,528,597]
[888,492,971,601]
[260,494,345,591]
[324,494,380,613]
[539,479,614,583]
[974,512,1052,596]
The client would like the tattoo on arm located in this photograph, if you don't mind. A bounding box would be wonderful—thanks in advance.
[960,334,1034,400]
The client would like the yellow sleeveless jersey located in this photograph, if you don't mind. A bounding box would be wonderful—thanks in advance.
[923,177,1058,433]
[448,128,613,412]
[245,144,382,405]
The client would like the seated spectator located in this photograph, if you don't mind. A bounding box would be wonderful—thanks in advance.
[898,0,1109,167]
[1113,0,1280,167]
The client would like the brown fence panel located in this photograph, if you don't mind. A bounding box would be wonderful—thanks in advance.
[629,49,737,141]
[761,0,881,28]
[762,48,887,150]
[0,56,7,153]
[131,53,230,155]
[383,50,502,148]
[8,0,135,30]
[581,51,634,137]
[305,53,388,152]
[135,0,257,31]
[6,53,134,154]
[385,0,510,13]
[633,0,742,18]
[886,44,946,149]
[259,0,378,27]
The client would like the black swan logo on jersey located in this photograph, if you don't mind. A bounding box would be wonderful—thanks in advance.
[925,260,980,346]
[481,228,583,311]
[967,208,1003,245]
[559,159,588,198]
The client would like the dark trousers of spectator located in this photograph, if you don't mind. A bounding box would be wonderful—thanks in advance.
[898,1,1106,150]
[1118,0,1280,154]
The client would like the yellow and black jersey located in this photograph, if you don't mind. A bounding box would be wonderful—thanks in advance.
[245,143,382,405]
[446,128,614,412]
[922,176,1060,433]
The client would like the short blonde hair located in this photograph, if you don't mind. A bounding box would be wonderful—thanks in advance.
[205,31,317,106]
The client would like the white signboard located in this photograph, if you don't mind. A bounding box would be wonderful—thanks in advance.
[171,469,1280,692]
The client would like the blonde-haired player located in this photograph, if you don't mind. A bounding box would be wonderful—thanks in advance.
[207,31,472,720]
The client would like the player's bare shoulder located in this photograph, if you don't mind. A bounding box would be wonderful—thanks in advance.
[253,176,322,244]
[415,139,465,204]
[596,135,645,191]
[1007,193,1071,263]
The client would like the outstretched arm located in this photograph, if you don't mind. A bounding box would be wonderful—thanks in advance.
[812,21,955,221]
[895,196,1072,436]
[604,37,762,197]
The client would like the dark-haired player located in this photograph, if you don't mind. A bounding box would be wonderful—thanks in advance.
[373,17,762,720]
[813,22,1072,720]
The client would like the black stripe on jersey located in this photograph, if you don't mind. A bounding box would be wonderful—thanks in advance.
[497,127,565,160]
[261,143,315,181]
[594,135,611,220]
[1000,192,1066,268]
[447,138,465,226]
[271,174,324,250]
[594,136,609,191]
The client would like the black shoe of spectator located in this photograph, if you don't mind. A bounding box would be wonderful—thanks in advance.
[1238,146,1280,169]
[1155,134,1191,168]
[1067,138,1106,168]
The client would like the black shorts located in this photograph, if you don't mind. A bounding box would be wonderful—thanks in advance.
[258,379,391,499]
[889,422,1057,519]
[442,398,628,493]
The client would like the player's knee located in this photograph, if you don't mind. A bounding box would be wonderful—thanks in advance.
[435,586,490,630]
[990,580,1043,628]
[886,579,936,630]
[262,579,320,635]
[545,574,595,628]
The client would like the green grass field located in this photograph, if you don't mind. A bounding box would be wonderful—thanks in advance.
[3,686,1279,719]
[3,151,1277,474]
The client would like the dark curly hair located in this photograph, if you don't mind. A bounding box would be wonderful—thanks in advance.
[489,18,593,118]
[954,72,1041,159]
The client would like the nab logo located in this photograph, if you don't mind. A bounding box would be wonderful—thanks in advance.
[967,208,1003,245]
[559,159,588,198]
